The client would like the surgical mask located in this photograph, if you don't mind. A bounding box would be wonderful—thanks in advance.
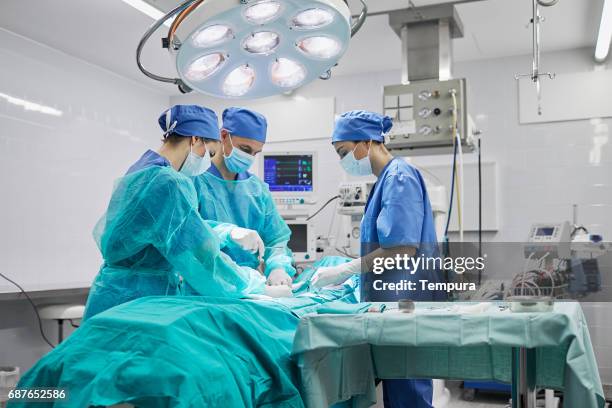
[223,138,255,173]
[340,145,372,176]
[180,145,211,177]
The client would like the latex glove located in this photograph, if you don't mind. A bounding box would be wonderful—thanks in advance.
[311,258,361,289]
[266,268,292,286]
[263,284,294,298]
[230,227,265,261]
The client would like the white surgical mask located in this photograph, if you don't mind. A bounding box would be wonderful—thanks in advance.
[180,144,211,177]
[340,145,372,176]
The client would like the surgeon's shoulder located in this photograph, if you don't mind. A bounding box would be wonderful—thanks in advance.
[149,167,197,196]
[249,173,272,194]
[382,159,425,192]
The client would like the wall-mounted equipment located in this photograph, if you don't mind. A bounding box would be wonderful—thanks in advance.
[383,78,473,154]
[382,3,476,155]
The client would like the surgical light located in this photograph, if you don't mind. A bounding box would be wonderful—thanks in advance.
[136,0,367,98]
[297,36,341,59]
[223,65,256,97]
[192,25,233,48]
[271,58,306,87]
[243,31,280,54]
[595,0,612,62]
[185,53,226,81]
[293,8,334,28]
[244,1,282,24]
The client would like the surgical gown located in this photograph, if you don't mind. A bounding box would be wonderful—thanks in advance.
[360,157,443,408]
[83,151,265,320]
[192,164,295,279]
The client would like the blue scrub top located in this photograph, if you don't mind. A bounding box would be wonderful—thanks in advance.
[126,150,170,175]
[360,158,445,302]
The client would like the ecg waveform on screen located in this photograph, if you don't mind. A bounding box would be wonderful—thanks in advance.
[264,155,313,192]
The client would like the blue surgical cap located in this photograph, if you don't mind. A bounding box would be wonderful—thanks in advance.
[331,110,393,143]
[222,107,267,143]
[158,105,220,141]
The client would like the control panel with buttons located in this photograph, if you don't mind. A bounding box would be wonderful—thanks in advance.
[383,78,468,153]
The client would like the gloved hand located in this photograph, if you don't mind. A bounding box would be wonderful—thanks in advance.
[229,227,265,261]
[311,258,361,289]
[263,284,294,298]
[266,268,292,286]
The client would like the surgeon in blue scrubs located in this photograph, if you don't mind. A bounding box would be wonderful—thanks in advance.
[311,110,444,407]
[191,107,296,289]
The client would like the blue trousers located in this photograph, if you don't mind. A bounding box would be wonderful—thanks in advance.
[382,379,433,408]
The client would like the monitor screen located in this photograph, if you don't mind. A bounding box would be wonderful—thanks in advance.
[287,223,308,253]
[536,227,555,237]
[263,154,313,192]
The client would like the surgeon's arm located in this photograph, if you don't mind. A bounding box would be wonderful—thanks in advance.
[153,174,265,297]
[260,192,296,278]
[203,220,235,249]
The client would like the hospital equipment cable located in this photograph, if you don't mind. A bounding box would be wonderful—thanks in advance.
[477,137,483,286]
[306,195,340,221]
[0,271,55,348]
[451,89,464,241]
[443,90,461,257]
[442,138,458,256]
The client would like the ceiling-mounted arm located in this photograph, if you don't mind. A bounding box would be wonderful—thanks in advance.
[319,0,367,80]
[136,0,197,93]
[350,0,368,37]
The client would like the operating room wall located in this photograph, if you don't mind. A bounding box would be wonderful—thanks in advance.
[171,47,612,383]
[0,28,169,372]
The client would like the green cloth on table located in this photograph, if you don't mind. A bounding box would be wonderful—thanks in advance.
[11,256,358,408]
[316,302,373,315]
[292,302,605,408]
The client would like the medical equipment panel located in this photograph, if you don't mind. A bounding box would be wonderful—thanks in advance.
[525,221,571,258]
[338,181,374,210]
[285,220,316,263]
[383,78,473,155]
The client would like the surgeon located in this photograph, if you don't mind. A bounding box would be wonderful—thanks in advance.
[191,107,296,289]
[84,105,287,320]
[311,110,444,408]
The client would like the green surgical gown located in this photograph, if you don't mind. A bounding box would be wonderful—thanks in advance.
[83,165,265,320]
[192,171,295,278]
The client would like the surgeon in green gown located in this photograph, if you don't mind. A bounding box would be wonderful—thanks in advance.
[190,107,295,291]
[83,105,287,320]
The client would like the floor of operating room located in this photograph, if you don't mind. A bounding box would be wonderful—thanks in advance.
[367,381,508,408]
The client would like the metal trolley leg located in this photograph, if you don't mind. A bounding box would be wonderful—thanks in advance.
[512,347,537,408]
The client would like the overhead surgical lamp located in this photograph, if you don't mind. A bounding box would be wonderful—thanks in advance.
[136,0,367,98]
[595,0,612,62]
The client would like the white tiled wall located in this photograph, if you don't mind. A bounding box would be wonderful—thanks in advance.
[0,27,169,372]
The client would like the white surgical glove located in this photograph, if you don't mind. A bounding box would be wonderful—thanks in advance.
[266,268,292,286]
[264,284,294,298]
[230,227,265,261]
[311,258,361,289]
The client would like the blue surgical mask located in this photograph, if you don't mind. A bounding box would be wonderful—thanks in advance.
[224,138,255,173]
[340,145,372,176]
[180,145,211,177]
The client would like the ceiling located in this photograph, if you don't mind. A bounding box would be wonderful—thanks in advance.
[0,0,604,95]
